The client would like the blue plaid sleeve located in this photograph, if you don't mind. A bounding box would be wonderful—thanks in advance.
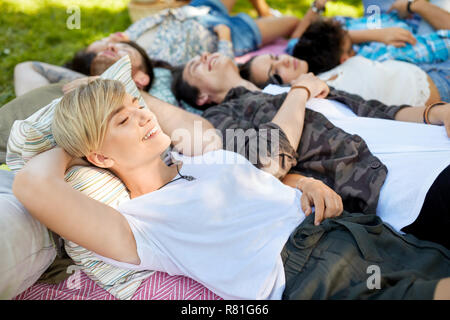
[341,12,449,64]
[356,30,450,64]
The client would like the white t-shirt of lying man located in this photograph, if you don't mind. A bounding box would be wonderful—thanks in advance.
[96,149,305,300]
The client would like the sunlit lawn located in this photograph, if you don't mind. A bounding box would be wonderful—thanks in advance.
[0,0,363,107]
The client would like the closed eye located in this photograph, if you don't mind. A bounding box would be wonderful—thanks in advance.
[119,117,128,125]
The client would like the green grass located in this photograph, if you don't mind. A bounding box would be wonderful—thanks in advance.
[0,0,363,108]
[232,0,363,18]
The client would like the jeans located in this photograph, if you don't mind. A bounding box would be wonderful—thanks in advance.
[189,0,262,56]
[420,59,450,102]
[402,165,450,249]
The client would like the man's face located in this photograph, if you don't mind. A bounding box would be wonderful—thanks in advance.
[90,42,145,76]
[183,52,238,98]
[96,93,171,170]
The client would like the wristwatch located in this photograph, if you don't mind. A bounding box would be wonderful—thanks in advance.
[311,1,325,14]
[407,0,416,14]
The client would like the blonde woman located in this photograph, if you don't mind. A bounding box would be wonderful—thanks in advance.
[13,79,450,300]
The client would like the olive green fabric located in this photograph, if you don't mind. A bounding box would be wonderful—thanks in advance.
[0,83,64,163]
[37,249,74,285]
[281,212,450,299]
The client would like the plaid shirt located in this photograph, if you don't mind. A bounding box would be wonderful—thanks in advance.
[125,6,234,66]
[203,87,408,214]
[336,13,450,64]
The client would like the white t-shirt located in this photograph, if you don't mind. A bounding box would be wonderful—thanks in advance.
[98,150,305,300]
[264,85,450,231]
[317,56,430,107]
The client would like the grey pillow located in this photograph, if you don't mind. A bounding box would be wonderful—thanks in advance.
[0,170,56,299]
[0,170,14,193]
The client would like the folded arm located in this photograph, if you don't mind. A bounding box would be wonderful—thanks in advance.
[348,27,417,47]
[14,61,84,96]
[327,88,450,137]
[140,91,223,156]
[389,0,450,30]
[394,102,450,137]
[12,147,140,265]
[203,73,329,179]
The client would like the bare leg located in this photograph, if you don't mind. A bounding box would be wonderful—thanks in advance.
[220,0,237,13]
[434,278,450,300]
[250,0,272,17]
[255,16,300,46]
[221,0,272,16]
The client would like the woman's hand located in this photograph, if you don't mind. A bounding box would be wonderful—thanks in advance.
[297,177,343,225]
[377,27,417,47]
[291,72,330,99]
[62,76,100,94]
[213,24,231,42]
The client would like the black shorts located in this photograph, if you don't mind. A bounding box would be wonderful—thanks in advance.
[402,164,450,249]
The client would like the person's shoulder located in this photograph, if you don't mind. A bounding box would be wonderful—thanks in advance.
[208,87,261,109]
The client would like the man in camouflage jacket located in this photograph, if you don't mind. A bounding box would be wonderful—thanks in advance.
[202,86,409,215]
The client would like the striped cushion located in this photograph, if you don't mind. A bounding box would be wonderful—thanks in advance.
[6,55,154,300]
[64,166,154,300]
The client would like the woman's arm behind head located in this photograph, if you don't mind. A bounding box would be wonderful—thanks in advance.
[12,147,140,266]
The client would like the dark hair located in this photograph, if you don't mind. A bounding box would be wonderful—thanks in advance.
[171,65,202,109]
[238,56,284,88]
[120,41,154,91]
[65,40,172,92]
[293,18,347,74]
[64,50,96,75]
[170,65,214,111]
[238,56,256,84]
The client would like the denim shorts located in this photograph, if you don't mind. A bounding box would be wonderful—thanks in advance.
[420,59,450,102]
[189,0,262,56]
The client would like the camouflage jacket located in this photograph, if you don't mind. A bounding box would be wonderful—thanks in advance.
[202,86,408,214]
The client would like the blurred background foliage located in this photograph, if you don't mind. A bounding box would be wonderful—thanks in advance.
[0,0,363,107]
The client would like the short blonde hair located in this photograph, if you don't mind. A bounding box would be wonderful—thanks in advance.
[52,78,126,157]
